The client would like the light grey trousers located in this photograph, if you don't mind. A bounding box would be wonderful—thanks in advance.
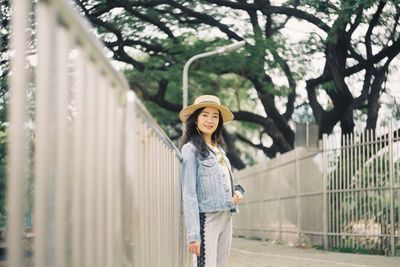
[193,210,232,267]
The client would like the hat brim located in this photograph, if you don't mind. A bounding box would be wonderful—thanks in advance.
[179,103,234,123]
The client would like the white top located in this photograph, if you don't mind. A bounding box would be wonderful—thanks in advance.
[207,144,232,193]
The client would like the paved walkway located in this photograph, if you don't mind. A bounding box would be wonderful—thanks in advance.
[229,238,400,267]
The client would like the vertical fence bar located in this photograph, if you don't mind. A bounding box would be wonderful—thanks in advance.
[111,90,118,266]
[71,47,86,267]
[373,128,378,249]
[95,75,107,267]
[345,133,349,248]
[114,103,124,265]
[82,62,97,267]
[356,130,363,251]
[334,136,339,248]
[104,90,114,267]
[295,148,301,244]
[361,130,366,247]
[277,153,282,242]
[7,0,31,266]
[340,135,344,248]
[146,126,151,267]
[139,119,146,267]
[150,131,155,267]
[125,92,138,266]
[378,127,384,252]
[397,134,400,251]
[349,133,354,249]
[54,25,71,267]
[327,138,333,248]
[388,122,395,256]
[34,2,57,266]
[322,134,328,250]
[385,125,390,252]
[367,129,370,249]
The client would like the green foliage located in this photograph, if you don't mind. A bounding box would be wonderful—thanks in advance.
[76,0,400,166]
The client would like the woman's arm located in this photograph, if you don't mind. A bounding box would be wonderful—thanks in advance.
[181,144,201,244]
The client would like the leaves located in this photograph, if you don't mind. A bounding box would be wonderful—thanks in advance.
[73,0,400,164]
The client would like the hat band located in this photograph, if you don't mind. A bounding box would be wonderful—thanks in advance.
[198,100,220,105]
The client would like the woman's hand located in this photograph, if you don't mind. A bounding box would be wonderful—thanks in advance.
[233,190,243,204]
[188,241,201,256]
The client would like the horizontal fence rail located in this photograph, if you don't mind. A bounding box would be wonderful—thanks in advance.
[6,0,190,266]
[233,124,400,256]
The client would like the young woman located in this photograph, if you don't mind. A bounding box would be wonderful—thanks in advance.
[179,95,245,267]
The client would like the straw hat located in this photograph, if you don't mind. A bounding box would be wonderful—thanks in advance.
[179,95,234,123]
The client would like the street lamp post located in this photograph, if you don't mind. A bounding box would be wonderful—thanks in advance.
[182,41,246,108]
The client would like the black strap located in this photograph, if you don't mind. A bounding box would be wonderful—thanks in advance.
[197,213,206,267]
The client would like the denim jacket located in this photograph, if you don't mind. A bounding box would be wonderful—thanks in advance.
[180,142,245,243]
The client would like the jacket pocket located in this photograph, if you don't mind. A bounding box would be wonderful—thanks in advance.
[198,158,215,168]
[198,158,217,204]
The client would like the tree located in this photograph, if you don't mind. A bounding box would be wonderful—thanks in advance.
[74,0,400,169]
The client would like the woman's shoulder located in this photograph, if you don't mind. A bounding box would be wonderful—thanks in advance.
[181,142,196,153]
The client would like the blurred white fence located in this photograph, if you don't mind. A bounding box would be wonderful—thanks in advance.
[6,0,190,266]
[233,126,400,256]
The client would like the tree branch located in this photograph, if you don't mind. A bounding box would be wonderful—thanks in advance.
[365,1,386,58]
[222,129,246,169]
[233,110,293,151]
[202,0,253,10]
[261,6,331,33]
[122,6,177,40]
[235,133,277,158]
[166,0,244,41]
[307,37,400,88]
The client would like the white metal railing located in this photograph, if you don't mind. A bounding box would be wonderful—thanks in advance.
[325,123,400,256]
[233,124,400,256]
[6,0,190,266]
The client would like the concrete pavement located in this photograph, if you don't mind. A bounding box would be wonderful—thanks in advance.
[229,237,400,267]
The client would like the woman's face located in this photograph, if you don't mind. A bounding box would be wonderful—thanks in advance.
[196,107,220,136]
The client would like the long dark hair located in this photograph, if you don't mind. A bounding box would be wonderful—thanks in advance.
[179,107,225,158]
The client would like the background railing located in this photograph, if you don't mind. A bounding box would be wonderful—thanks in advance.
[325,124,400,256]
[233,125,400,256]
[6,0,191,266]
[233,147,324,246]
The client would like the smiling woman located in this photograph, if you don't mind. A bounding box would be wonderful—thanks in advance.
[179,95,245,267]
[196,107,219,137]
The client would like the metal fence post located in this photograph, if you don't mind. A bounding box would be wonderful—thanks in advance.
[276,152,282,242]
[295,148,301,244]
[322,134,328,250]
[7,1,31,266]
[388,122,396,256]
